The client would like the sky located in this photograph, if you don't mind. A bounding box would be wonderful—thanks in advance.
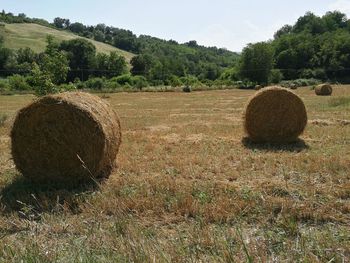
[2,0,350,52]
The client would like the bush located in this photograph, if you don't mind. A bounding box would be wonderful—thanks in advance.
[133,75,148,90]
[0,79,10,92]
[236,80,257,89]
[58,83,77,92]
[167,75,183,87]
[180,75,201,86]
[115,74,133,85]
[105,80,121,90]
[269,69,283,84]
[8,74,31,91]
[313,68,327,80]
[280,78,321,88]
[29,64,57,96]
[300,69,314,79]
[85,77,105,90]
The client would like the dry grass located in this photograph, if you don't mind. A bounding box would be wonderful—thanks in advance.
[0,86,349,262]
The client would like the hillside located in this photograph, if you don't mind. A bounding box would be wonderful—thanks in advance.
[0,23,134,62]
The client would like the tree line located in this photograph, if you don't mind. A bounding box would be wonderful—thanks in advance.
[1,10,350,91]
[233,11,350,85]
[0,10,239,87]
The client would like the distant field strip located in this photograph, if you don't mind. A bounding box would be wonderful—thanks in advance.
[0,23,134,62]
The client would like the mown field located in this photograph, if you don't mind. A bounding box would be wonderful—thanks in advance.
[0,23,134,62]
[0,86,349,262]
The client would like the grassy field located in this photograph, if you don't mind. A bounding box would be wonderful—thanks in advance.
[0,86,349,262]
[0,23,134,62]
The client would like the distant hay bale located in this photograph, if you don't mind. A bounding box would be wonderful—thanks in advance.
[254,85,262,91]
[183,86,192,93]
[290,84,297,90]
[11,92,121,183]
[315,84,332,96]
[244,86,307,143]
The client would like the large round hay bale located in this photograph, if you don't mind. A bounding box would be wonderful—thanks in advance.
[11,92,121,183]
[315,84,332,96]
[244,86,307,143]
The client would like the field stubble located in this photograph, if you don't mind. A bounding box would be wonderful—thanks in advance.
[0,86,349,262]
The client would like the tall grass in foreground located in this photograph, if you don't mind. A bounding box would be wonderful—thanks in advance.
[0,113,8,127]
[328,96,350,107]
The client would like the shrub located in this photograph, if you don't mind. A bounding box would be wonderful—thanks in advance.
[105,80,121,90]
[29,64,57,96]
[237,80,257,89]
[180,75,200,86]
[0,79,10,92]
[281,78,321,88]
[58,83,77,92]
[269,69,283,84]
[8,74,31,91]
[115,74,133,85]
[168,75,183,87]
[133,75,148,90]
[313,68,327,80]
[85,77,105,90]
[300,69,314,79]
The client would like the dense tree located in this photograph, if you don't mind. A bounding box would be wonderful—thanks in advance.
[239,42,274,84]
[53,17,65,29]
[130,54,155,77]
[95,51,127,77]
[0,37,12,72]
[59,38,96,80]
[68,22,85,34]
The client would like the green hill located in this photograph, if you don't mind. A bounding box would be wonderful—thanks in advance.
[0,23,134,63]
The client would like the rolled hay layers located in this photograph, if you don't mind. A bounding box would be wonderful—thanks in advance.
[11,92,121,182]
[243,86,307,143]
[315,84,332,96]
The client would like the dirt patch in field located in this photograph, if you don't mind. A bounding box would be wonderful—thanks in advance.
[186,133,206,143]
[309,119,350,126]
[161,133,181,144]
[309,119,335,126]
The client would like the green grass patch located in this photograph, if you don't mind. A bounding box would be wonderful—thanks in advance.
[0,23,134,62]
[0,113,8,127]
[328,96,350,107]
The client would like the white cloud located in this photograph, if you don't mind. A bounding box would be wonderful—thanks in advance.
[329,0,350,16]
[187,21,284,52]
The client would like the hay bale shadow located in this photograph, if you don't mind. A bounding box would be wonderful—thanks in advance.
[242,137,309,152]
[0,176,100,218]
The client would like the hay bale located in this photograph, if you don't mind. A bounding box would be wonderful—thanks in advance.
[183,86,192,93]
[290,84,298,90]
[11,92,121,182]
[254,85,262,91]
[244,86,307,143]
[315,84,332,96]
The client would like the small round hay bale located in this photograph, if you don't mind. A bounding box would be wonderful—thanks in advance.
[244,86,307,143]
[183,86,192,93]
[11,92,121,183]
[315,84,332,96]
[254,85,262,91]
[290,84,298,90]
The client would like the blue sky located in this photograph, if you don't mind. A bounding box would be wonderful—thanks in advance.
[2,0,350,51]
